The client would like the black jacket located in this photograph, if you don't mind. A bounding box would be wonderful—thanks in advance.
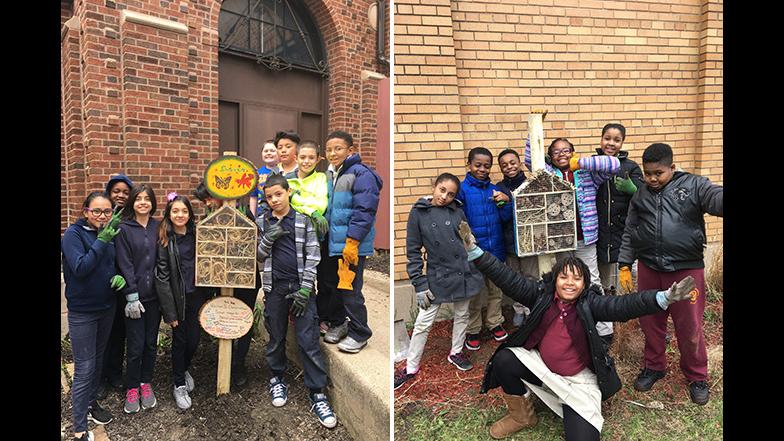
[115,218,161,303]
[496,173,527,256]
[473,251,663,401]
[155,231,191,323]
[593,149,644,264]
[618,172,723,272]
[406,197,484,303]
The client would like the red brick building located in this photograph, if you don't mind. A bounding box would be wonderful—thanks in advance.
[61,0,390,249]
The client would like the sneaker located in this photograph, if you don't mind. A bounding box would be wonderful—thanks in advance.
[464,333,481,351]
[394,368,417,390]
[140,383,157,409]
[633,368,666,391]
[324,321,348,344]
[173,385,192,410]
[232,365,248,387]
[448,352,474,371]
[269,377,288,407]
[123,388,140,414]
[319,321,329,336]
[184,370,195,392]
[689,381,710,405]
[87,402,114,425]
[337,336,368,353]
[310,393,337,429]
[73,431,94,441]
[490,325,508,342]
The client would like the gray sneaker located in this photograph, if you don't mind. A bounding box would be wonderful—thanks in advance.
[173,385,192,410]
[324,321,348,344]
[140,383,157,409]
[123,388,140,414]
[184,370,195,392]
[337,336,367,353]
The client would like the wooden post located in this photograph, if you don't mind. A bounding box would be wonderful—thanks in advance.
[216,287,234,395]
[527,109,554,275]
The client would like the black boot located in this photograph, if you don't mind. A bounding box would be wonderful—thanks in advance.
[689,381,710,405]
[634,368,665,391]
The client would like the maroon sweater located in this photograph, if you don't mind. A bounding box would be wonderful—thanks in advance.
[523,293,592,376]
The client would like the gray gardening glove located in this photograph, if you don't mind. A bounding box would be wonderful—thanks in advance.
[458,221,484,261]
[656,276,696,309]
[416,289,436,310]
[262,218,290,244]
[124,292,146,319]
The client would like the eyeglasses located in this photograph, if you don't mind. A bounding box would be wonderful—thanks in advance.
[551,148,573,156]
[86,208,114,217]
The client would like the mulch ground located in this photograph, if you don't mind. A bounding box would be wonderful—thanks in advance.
[61,326,354,441]
[394,297,724,417]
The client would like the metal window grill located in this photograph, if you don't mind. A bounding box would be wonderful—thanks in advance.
[219,0,328,76]
[513,171,578,257]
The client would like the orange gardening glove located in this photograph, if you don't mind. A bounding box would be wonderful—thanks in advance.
[569,156,581,171]
[337,258,356,290]
[342,237,360,266]
[619,266,633,293]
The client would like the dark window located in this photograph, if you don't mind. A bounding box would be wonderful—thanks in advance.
[219,0,327,76]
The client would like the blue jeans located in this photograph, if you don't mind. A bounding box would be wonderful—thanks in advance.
[124,299,161,389]
[68,304,116,432]
[264,279,328,390]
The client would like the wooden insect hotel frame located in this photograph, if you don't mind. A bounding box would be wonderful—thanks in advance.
[513,170,578,257]
[196,204,258,289]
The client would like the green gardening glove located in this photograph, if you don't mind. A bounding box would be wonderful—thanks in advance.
[614,175,637,195]
[311,212,329,239]
[97,212,122,243]
[110,275,126,291]
[285,288,311,317]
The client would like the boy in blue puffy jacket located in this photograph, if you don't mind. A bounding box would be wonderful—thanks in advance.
[318,131,383,354]
[457,147,514,351]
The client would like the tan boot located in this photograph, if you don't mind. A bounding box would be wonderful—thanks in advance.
[489,392,539,439]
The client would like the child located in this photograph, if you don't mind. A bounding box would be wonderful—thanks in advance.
[256,174,337,428]
[155,193,207,410]
[192,181,259,388]
[457,147,513,351]
[593,124,643,294]
[273,130,300,178]
[99,173,135,398]
[115,185,161,414]
[458,222,696,441]
[525,137,620,345]
[618,143,723,405]
[394,173,484,389]
[250,140,279,218]
[288,140,329,240]
[495,148,539,327]
[62,191,125,440]
[319,131,382,353]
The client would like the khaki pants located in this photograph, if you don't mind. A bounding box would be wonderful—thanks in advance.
[467,277,504,334]
[406,298,471,373]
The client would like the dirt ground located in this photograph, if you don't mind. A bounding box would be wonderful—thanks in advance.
[365,251,390,275]
[61,327,354,441]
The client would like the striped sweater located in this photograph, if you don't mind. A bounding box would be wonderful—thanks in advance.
[524,138,620,245]
[256,210,320,293]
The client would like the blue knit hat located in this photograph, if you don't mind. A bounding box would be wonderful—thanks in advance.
[105,173,134,193]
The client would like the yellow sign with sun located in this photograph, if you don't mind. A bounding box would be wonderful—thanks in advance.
[204,155,258,200]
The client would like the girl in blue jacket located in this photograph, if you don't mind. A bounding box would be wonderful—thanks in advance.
[116,184,161,414]
[457,147,514,351]
[62,191,126,440]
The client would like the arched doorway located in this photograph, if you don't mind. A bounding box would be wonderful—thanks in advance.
[218,0,328,165]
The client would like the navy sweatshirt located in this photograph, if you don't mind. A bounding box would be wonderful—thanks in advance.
[61,218,117,312]
[115,218,161,303]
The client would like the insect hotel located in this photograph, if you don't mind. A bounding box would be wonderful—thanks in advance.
[195,204,258,289]
[513,170,578,257]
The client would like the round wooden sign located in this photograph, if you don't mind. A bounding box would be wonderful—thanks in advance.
[204,155,258,200]
[198,296,254,339]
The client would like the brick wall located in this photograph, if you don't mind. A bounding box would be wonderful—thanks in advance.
[394,0,723,280]
[61,0,388,234]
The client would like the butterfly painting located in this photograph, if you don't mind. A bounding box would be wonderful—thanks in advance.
[214,175,232,189]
